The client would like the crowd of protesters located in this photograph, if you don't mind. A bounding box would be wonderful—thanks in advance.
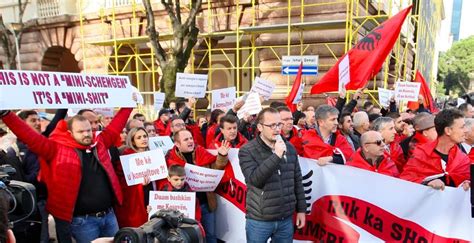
[0,88,473,243]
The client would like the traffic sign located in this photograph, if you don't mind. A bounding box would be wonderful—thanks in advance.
[281,55,319,76]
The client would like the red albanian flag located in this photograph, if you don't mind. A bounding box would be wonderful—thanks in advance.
[311,5,413,94]
[407,71,439,113]
[285,62,303,112]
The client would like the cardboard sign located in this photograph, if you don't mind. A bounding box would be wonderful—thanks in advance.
[338,54,350,92]
[184,163,225,192]
[293,83,305,104]
[148,136,174,153]
[0,70,136,109]
[148,191,196,219]
[237,92,262,119]
[175,73,208,98]
[153,92,165,111]
[395,82,421,102]
[250,77,276,100]
[378,88,394,107]
[212,87,236,111]
[120,150,168,186]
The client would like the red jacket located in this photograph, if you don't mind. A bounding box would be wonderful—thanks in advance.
[207,132,248,149]
[347,149,399,177]
[283,127,304,156]
[159,181,202,221]
[301,129,353,160]
[400,139,470,186]
[205,124,219,148]
[114,148,149,228]
[2,108,131,221]
[389,142,406,173]
[394,133,407,144]
[187,124,205,148]
[154,119,171,136]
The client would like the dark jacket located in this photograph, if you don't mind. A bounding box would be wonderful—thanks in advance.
[239,135,306,221]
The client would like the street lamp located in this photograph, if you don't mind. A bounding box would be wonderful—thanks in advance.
[8,22,22,70]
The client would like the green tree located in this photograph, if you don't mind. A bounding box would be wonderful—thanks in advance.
[438,36,474,95]
[143,0,202,104]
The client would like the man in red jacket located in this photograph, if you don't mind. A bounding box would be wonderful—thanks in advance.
[154,108,171,136]
[207,114,247,149]
[386,112,407,144]
[401,109,470,191]
[278,106,304,155]
[347,131,399,177]
[302,105,353,165]
[0,107,131,243]
[371,117,406,173]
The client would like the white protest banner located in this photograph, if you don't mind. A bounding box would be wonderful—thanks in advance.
[378,88,394,107]
[395,82,421,102]
[148,136,174,153]
[213,151,473,242]
[120,150,168,186]
[211,87,236,111]
[148,191,196,219]
[184,163,225,192]
[237,92,262,119]
[153,92,165,111]
[250,77,276,100]
[93,108,114,117]
[292,83,305,104]
[175,73,208,98]
[0,70,136,109]
[338,54,350,92]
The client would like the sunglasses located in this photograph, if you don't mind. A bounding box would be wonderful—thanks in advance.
[365,140,384,146]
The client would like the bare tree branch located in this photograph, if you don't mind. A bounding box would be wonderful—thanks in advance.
[183,0,202,29]
[161,0,178,28]
[175,0,182,25]
[143,0,167,64]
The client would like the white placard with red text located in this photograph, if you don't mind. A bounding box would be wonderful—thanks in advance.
[293,83,305,104]
[338,54,350,92]
[395,82,421,102]
[250,77,276,100]
[175,73,208,98]
[93,107,114,117]
[184,163,225,192]
[212,87,236,111]
[119,150,168,186]
[148,191,196,219]
[0,70,136,109]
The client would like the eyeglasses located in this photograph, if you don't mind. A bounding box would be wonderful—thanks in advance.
[282,117,294,122]
[260,123,283,130]
[365,140,384,146]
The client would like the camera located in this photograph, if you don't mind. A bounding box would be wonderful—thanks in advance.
[114,209,204,243]
[0,164,36,224]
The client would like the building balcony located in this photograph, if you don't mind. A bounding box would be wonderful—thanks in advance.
[37,0,77,18]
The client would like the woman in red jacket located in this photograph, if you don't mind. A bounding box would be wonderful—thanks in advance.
[114,127,151,228]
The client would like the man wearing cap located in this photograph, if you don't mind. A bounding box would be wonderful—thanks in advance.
[347,131,399,177]
[154,108,171,136]
[400,112,437,162]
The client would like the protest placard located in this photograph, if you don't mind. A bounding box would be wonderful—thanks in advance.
[237,92,262,119]
[148,136,174,153]
[378,88,394,107]
[211,87,236,111]
[175,73,208,98]
[395,82,421,102]
[148,191,196,219]
[120,150,168,186]
[184,163,225,192]
[293,83,305,104]
[0,70,136,109]
[250,77,276,100]
[153,92,165,111]
[338,54,350,92]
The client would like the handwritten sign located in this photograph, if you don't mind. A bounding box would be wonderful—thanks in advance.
[148,136,174,153]
[250,77,275,100]
[293,83,305,104]
[148,191,196,219]
[338,54,350,92]
[120,150,168,186]
[93,108,114,117]
[0,70,136,109]
[237,92,262,119]
[378,88,394,107]
[175,73,208,98]
[212,87,236,111]
[395,82,421,102]
[184,163,225,192]
[153,92,165,111]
